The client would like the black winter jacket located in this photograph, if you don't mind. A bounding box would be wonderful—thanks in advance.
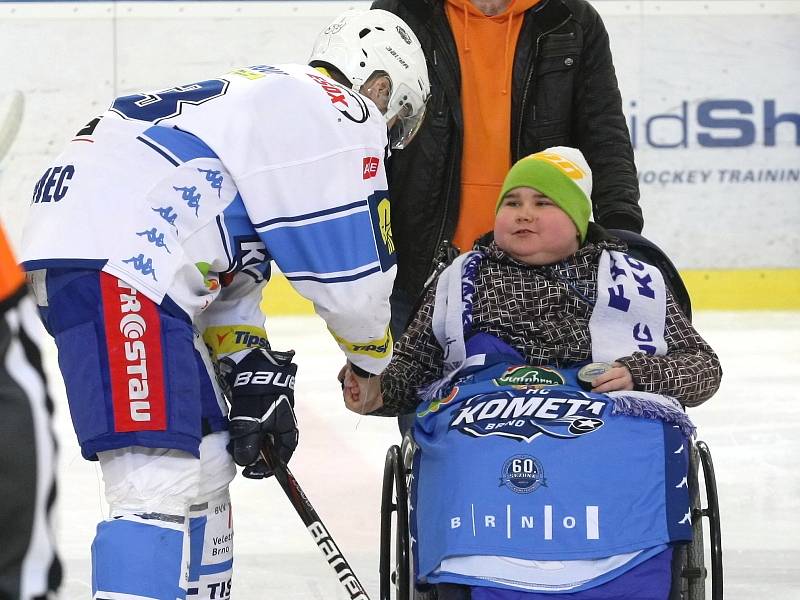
[371,0,643,300]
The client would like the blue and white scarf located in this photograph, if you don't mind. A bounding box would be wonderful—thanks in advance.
[426,248,686,429]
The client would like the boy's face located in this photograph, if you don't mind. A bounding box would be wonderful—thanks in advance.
[494,187,580,265]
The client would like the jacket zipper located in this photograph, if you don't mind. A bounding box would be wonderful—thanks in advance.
[430,11,464,266]
[514,12,572,159]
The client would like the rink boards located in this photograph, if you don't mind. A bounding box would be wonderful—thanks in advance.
[0,0,797,309]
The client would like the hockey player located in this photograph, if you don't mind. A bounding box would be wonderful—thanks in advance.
[19,9,429,600]
[0,222,61,600]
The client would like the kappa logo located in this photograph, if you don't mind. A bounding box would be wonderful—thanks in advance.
[363,156,380,179]
[307,73,369,123]
[448,388,607,443]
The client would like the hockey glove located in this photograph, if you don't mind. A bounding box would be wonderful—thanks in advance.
[222,348,298,479]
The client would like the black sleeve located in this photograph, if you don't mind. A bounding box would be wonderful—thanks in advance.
[572,2,643,233]
[374,283,444,416]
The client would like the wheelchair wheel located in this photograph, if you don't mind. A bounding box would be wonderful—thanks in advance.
[380,444,410,600]
[696,440,723,600]
[671,440,723,600]
[380,435,437,600]
[671,442,706,600]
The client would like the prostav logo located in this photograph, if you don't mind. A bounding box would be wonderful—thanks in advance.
[101,274,166,432]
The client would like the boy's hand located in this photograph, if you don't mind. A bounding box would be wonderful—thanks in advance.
[341,362,384,414]
[590,362,634,393]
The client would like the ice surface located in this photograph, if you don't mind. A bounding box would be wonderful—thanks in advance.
[49,312,800,598]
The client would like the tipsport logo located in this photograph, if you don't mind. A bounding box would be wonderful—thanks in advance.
[448,388,606,443]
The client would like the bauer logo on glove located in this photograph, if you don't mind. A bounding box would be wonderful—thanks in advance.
[232,369,295,388]
[223,348,299,479]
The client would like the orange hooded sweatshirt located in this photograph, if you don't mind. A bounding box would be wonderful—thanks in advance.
[446,0,541,253]
[0,224,25,302]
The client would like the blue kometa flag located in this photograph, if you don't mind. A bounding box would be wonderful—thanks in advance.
[409,360,693,593]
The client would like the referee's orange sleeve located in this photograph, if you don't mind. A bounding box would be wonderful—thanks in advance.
[0,223,25,302]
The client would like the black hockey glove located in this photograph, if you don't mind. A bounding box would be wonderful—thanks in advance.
[222,348,298,479]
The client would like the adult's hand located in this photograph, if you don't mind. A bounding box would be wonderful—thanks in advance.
[342,362,384,414]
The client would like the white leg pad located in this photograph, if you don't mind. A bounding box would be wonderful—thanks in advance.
[94,432,236,600]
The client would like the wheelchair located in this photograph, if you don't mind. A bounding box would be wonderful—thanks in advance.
[378,230,723,600]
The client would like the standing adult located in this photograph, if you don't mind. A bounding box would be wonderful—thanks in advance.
[19,9,428,599]
[372,0,643,337]
[0,222,61,600]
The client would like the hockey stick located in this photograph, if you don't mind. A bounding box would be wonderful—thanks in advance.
[259,441,372,600]
[0,91,24,164]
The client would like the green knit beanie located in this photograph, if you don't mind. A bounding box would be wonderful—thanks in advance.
[496,146,593,242]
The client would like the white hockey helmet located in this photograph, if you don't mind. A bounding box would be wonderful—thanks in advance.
[309,9,430,149]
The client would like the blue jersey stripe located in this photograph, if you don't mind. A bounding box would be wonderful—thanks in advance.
[188,516,207,583]
[21,258,108,272]
[252,199,367,229]
[142,125,219,162]
[263,210,378,275]
[198,558,234,576]
[286,265,381,284]
[136,135,180,166]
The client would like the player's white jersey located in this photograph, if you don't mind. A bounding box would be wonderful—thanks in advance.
[21,64,395,373]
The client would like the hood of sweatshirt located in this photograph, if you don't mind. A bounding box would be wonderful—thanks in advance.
[446,0,543,253]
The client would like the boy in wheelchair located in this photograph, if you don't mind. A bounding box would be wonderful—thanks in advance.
[342,147,722,599]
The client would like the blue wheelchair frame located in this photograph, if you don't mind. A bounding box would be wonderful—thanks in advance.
[378,230,723,600]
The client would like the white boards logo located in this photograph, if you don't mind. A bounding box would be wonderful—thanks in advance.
[626,99,799,149]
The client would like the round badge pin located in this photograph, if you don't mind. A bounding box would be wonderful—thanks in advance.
[577,362,614,391]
